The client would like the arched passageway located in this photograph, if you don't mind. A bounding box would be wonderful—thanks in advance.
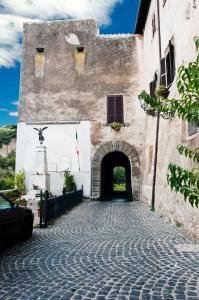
[92,141,140,201]
[101,151,132,200]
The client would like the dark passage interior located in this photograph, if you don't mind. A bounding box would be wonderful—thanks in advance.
[100,151,132,201]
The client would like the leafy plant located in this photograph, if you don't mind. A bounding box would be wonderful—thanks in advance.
[0,126,17,148]
[64,170,75,192]
[138,38,199,207]
[110,122,122,132]
[15,169,26,194]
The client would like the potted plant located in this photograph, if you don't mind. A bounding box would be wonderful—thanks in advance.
[63,170,75,192]
[110,122,122,132]
[155,85,170,98]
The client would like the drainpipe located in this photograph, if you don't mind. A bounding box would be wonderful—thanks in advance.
[151,0,162,210]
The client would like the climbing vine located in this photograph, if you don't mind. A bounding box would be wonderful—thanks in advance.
[0,125,17,148]
[139,38,199,207]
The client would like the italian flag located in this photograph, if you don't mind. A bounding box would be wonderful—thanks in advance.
[76,130,80,171]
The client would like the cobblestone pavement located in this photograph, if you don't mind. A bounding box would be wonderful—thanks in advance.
[1,201,199,300]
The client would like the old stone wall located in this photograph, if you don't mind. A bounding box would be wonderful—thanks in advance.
[19,19,146,199]
[141,0,199,238]
[0,138,16,158]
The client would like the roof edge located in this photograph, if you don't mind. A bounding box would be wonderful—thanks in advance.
[135,0,152,34]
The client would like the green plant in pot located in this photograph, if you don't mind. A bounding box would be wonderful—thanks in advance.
[110,122,122,132]
[64,170,75,192]
[155,85,169,98]
[15,169,26,195]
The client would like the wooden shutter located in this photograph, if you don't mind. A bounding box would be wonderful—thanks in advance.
[107,95,124,124]
[188,122,198,136]
[160,58,167,86]
[150,73,157,96]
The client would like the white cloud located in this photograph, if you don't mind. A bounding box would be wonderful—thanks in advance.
[9,111,18,117]
[11,100,19,106]
[0,0,122,68]
[0,108,8,111]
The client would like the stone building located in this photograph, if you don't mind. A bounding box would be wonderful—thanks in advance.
[16,0,199,236]
[16,19,145,200]
[136,0,199,237]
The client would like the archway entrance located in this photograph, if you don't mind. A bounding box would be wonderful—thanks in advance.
[92,141,140,201]
[101,151,132,200]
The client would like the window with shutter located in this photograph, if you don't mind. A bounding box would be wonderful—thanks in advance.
[161,41,175,87]
[163,0,167,7]
[160,58,167,86]
[188,122,198,136]
[150,73,157,96]
[107,95,124,124]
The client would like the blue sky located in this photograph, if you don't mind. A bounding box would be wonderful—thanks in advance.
[0,0,139,127]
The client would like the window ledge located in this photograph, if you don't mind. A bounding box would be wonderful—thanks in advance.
[103,123,130,127]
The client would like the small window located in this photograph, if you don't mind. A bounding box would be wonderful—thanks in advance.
[188,122,198,136]
[107,95,124,124]
[152,14,156,38]
[76,47,85,53]
[0,196,11,210]
[36,48,44,53]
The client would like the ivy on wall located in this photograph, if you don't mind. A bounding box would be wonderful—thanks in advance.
[139,38,199,207]
[0,125,17,148]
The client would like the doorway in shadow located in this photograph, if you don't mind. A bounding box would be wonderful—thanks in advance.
[100,151,132,201]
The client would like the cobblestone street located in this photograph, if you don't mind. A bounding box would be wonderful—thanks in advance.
[1,201,199,300]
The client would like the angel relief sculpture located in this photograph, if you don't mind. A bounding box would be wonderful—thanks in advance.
[33,127,48,145]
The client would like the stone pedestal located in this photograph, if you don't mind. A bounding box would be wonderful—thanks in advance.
[28,145,50,199]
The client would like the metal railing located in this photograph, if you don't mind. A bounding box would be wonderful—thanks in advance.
[36,189,83,228]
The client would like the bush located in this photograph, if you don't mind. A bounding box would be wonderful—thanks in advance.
[15,170,26,194]
[64,170,75,192]
[0,126,16,148]
[0,177,15,190]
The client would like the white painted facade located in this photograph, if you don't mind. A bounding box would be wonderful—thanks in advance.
[16,121,91,197]
[140,0,199,237]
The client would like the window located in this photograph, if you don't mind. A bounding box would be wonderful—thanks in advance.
[188,122,198,136]
[152,14,156,38]
[36,48,44,53]
[107,95,124,124]
[149,73,158,96]
[160,41,175,87]
[0,196,11,210]
[76,46,85,53]
[35,48,45,78]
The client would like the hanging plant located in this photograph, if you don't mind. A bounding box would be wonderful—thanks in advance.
[110,122,122,132]
[155,85,170,98]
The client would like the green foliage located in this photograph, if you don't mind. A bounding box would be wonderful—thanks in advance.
[15,170,26,194]
[64,170,75,192]
[0,151,16,169]
[0,151,16,191]
[113,183,126,192]
[113,166,125,183]
[0,177,15,190]
[138,38,199,207]
[167,164,199,207]
[110,122,122,132]
[0,126,17,148]
[177,145,199,163]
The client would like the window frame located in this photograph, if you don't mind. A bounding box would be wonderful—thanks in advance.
[161,41,176,87]
[107,95,124,124]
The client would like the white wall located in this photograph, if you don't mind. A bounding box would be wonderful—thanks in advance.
[141,0,199,237]
[16,121,91,197]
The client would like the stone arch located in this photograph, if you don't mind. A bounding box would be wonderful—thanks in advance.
[92,141,140,200]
